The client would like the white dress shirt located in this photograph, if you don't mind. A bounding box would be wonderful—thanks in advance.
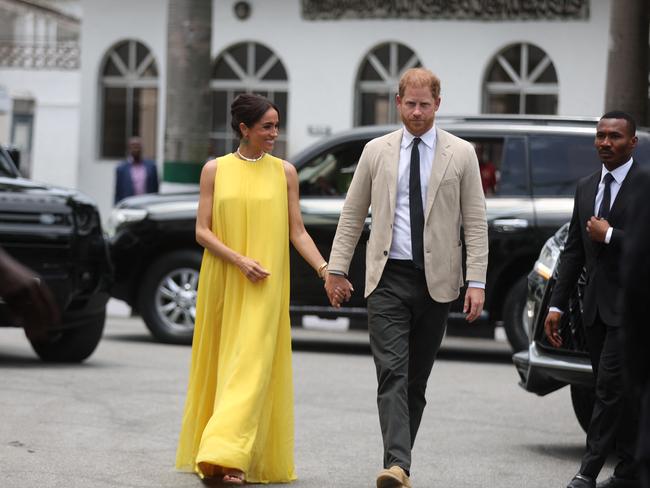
[388,125,483,289]
[594,157,633,244]
[388,126,436,260]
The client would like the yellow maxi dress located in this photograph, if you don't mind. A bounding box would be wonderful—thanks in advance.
[175,153,296,483]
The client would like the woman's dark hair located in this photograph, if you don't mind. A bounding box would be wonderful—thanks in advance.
[230,93,279,138]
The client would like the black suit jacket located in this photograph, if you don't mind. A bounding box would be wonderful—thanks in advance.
[621,168,650,461]
[621,167,650,385]
[550,161,641,328]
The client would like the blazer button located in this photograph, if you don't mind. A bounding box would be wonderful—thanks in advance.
[383,251,388,256]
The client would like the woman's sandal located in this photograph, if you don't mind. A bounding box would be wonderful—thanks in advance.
[222,469,245,485]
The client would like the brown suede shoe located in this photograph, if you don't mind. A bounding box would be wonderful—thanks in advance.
[376,466,412,488]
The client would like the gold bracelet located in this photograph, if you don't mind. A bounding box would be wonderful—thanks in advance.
[317,261,328,279]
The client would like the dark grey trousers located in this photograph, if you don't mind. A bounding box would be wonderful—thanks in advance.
[366,259,450,472]
[580,317,639,479]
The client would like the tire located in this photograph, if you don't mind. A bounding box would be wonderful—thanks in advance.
[503,275,530,352]
[570,385,596,433]
[139,249,202,344]
[27,313,105,363]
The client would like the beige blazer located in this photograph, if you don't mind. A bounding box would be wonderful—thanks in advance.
[329,127,488,302]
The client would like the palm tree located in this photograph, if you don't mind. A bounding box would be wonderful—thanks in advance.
[604,0,649,125]
[164,0,213,185]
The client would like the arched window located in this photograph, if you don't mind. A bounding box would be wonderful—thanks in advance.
[483,43,558,115]
[355,42,422,126]
[211,42,289,158]
[99,40,158,159]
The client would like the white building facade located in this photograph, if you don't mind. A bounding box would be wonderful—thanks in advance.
[51,0,630,219]
[0,0,81,186]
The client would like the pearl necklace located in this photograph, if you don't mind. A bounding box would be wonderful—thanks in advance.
[236,148,265,162]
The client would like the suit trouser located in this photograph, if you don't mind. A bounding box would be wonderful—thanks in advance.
[639,387,650,488]
[366,259,449,472]
[580,315,638,479]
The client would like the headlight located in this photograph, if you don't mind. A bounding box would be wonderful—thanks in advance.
[106,208,148,237]
[533,236,562,280]
[75,205,100,235]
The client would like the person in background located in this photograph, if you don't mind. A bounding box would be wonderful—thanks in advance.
[114,136,159,204]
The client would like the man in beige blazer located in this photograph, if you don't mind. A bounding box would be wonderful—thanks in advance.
[325,68,488,488]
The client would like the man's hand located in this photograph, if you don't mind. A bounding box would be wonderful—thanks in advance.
[463,287,485,323]
[235,255,270,283]
[544,311,563,348]
[324,274,354,308]
[586,216,610,243]
[0,251,60,330]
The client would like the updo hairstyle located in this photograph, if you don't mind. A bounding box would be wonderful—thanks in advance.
[230,93,279,139]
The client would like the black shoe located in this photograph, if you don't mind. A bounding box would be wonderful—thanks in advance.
[596,476,640,488]
[567,474,596,488]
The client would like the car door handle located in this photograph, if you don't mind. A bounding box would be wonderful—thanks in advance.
[492,218,529,232]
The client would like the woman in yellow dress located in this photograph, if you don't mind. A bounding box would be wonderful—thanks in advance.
[175,94,339,485]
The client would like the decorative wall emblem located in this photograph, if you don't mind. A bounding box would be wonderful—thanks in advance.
[302,0,589,21]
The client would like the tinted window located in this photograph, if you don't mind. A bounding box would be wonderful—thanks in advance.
[298,141,368,196]
[634,133,650,167]
[463,136,528,197]
[530,135,600,196]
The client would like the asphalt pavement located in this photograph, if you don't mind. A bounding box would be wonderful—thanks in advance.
[0,311,618,488]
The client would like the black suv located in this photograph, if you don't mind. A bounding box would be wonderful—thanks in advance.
[109,116,640,349]
[0,146,111,362]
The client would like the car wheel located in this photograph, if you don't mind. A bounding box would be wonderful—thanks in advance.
[27,313,105,363]
[570,385,596,433]
[503,276,529,352]
[139,250,201,344]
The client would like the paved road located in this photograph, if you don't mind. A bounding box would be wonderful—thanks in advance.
[0,315,614,488]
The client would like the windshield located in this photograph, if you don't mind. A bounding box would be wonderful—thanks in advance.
[0,147,19,178]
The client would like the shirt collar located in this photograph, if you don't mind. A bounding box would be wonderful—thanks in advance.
[401,125,436,150]
[601,157,633,184]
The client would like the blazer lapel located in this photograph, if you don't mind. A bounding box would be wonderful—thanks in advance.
[607,160,638,225]
[581,171,600,221]
[424,128,453,221]
[385,129,403,219]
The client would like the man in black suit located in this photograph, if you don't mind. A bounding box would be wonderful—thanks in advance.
[621,168,650,488]
[544,111,641,488]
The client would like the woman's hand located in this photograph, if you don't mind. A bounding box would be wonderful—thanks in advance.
[235,255,270,283]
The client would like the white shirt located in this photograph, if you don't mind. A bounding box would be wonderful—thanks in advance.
[388,126,436,260]
[388,125,483,289]
[594,157,633,244]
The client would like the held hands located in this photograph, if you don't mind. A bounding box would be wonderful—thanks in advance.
[586,216,610,243]
[543,311,563,348]
[235,255,270,283]
[463,287,485,323]
[324,273,354,308]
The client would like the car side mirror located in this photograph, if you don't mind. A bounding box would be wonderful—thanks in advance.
[7,147,20,170]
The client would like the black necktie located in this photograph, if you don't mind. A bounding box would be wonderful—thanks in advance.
[409,137,425,269]
[597,173,614,219]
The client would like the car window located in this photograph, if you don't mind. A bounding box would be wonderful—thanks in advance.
[634,133,650,167]
[463,136,528,197]
[298,140,368,196]
[530,134,600,196]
